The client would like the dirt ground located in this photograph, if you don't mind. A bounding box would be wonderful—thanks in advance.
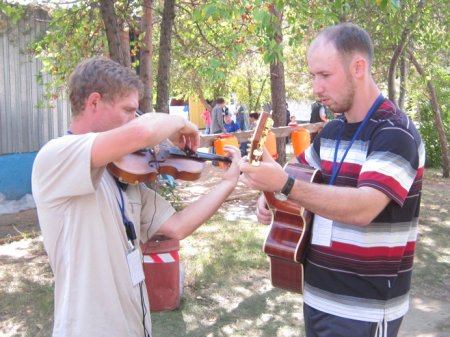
[1,162,450,336]
[0,209,40,243]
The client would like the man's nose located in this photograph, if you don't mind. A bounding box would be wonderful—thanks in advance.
[312,78,324,96]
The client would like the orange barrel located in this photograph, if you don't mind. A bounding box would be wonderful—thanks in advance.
[213,134,239,168]
[266,130,278,159]
[291,127,311,156]
[141,235,182,312]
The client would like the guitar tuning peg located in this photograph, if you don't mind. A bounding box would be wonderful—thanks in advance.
[253,149,263,157]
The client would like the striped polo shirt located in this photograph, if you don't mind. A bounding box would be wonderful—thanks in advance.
[298,98,425,322]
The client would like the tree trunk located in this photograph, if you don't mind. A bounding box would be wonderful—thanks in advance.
[98,0,130,67]
[268,6,287,165]
[247,68,253,111]
[270,62,287,164]
[387,0,425,103]
[398,51,408,110]
[139,0,154,113]
[155,0,175,114]
[409,51,450,178]
[197,91,212,111]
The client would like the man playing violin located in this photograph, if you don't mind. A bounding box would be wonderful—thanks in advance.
[32,57,241,337]
[240,23,424,337]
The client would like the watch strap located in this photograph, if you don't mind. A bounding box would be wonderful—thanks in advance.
[281,175,295,197]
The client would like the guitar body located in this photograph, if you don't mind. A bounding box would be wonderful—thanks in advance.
[263,162,322,293]
[246,112,321,293]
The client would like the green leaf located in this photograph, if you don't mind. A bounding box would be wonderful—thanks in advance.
[192,9,202,21]
[390,0,400,10]
[205,4,216,18]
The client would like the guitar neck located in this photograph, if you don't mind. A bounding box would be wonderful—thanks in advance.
[248,112,273,165]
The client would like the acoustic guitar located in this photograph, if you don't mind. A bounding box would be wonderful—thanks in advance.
[247,113,321,293]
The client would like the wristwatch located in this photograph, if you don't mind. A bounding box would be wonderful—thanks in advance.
[274,175,295,201]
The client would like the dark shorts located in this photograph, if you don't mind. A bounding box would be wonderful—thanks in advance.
[303,303,403,337]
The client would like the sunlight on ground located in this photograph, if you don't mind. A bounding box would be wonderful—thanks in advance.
[0,237,39,258]
[221,201,258,221]
[187,185,209,194]
[399,297,450,337]
[0,319,24,336]
[411,297,441,312]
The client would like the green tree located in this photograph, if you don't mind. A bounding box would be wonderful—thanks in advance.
[12,0,448,174]
[363,0,449,176]
[31,0,153,112]
[155,0,175,113]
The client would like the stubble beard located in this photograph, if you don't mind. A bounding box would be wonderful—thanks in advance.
[331,74,356,115]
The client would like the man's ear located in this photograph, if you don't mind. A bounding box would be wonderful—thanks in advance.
[352,55,367,79]
[85,92,102,112]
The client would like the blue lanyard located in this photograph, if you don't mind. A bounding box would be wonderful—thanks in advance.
[115,179,137,246]
[116,180,128,222]
[329,94,384,185]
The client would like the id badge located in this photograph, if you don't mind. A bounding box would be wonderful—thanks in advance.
[311,215,333,247]
[127,248,145,287]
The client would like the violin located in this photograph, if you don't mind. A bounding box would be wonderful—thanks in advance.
[107,145,232,184]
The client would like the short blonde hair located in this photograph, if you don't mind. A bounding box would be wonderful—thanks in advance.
[68,57,143,116]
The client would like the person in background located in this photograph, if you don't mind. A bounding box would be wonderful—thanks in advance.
[32,57,242,337]
[248,112,260,130]
[210,98,226,134]
[222,105,230,116]
[239,23,424,337]
[234,102,249,155]
[202,107,211,134]
[309,100,328,142]
[285,103,292,143]
[183,103,190,120]
[286,103,291,126]
[223,112,241,133]
[234,101,249,131]
[310,100,328,123]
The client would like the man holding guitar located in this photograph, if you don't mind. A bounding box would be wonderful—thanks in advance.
[32,57,242,337]
[240,23,424,337]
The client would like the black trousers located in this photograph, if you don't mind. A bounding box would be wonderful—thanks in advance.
[304,303,403,337]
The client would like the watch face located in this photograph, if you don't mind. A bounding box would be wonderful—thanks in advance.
[274,192,288,201]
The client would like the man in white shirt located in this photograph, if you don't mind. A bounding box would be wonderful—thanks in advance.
[32,57,241,337]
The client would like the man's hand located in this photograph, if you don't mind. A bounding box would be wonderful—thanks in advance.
[169,120,200,152]
[256,194,272,225]
[239,148,288,193]
[220,145,242,184]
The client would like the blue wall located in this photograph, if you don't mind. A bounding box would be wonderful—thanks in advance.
[0,152,37,200]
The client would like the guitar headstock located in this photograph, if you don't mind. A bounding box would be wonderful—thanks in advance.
[248,112,273,166]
